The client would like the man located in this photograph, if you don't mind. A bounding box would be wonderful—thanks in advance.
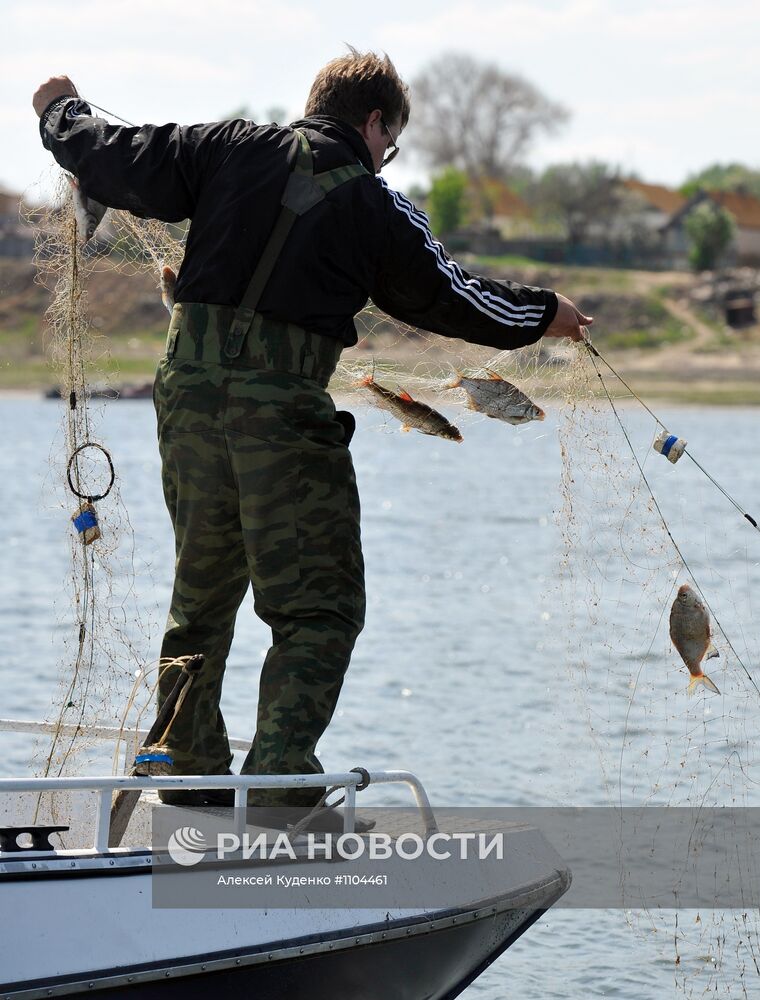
[34,50,592,820]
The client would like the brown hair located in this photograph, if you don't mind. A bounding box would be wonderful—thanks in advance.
[305,47,410,129]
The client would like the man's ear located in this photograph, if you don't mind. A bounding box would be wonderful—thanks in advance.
[357,109,382,139]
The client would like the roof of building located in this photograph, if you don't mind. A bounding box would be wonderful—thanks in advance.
[622,179,686,215]
[663,188,760,231]
[466,177,531,220]
[706,190,760,229]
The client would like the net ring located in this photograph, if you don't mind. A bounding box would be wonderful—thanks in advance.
[66,442,115,502]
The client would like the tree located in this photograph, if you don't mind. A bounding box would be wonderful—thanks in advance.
[684,201,736,271]
[528,162,622,244]
[265,106,288,125]
[427,167,468,236]
[408,53,567,181]
[681,163,760,199]
[406,183,428,205]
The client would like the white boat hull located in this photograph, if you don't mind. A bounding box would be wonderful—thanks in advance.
[0,766,571,998]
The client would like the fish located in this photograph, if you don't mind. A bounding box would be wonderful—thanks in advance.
[669,583,720,695]
[160,265,177,314]
[359,374,462,442]
[443,369,545,425]
[67,174,107,243]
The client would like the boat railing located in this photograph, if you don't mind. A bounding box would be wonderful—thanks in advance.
[0,770,437,858]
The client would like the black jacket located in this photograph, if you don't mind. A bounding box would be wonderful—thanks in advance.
[40,98,558,349]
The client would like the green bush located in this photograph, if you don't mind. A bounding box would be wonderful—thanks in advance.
[427,167,468,236]
[685,202,736,271]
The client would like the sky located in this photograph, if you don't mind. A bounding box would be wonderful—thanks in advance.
[3,0,759,201]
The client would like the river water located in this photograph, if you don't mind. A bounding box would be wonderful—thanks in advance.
[2,392,760,998]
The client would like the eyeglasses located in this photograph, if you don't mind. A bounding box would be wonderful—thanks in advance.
[380,117,400,168]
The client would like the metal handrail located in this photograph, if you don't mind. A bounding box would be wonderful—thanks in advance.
[0,770,438,853]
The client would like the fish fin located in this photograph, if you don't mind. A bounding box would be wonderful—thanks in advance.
[702,673,721,694]
[688,673,721,696]
[485,368,503,381]
[400,425,411,433]
[706,643,719,660]
[441,372,463,390]
[398,389,415,402]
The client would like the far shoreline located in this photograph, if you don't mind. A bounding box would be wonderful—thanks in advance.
[3,373,760,407]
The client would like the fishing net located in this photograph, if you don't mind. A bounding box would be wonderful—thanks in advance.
[25,176,174,832]
[28,160,760,992]
[553,347,760,994]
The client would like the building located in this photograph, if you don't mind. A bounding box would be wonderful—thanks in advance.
[467,177,533,236]
[620,180,687,232]
[661,189,760,268]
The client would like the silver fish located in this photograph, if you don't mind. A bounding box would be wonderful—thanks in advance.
[359,375,462,442]
[160,265,177,315]
[444,369,545,425]
[669,583,720,695]
[67,175,107,243]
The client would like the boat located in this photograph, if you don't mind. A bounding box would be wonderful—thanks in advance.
[0,721,571,999]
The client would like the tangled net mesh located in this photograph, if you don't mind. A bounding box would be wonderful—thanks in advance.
[555,352,760,994]
[26,177,184,830]
[25,168,760,992]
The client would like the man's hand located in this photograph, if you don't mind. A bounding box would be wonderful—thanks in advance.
[33,76,78,118]
[544,292,593,343]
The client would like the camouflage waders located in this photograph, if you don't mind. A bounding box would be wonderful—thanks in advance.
[153,129,370,806]
[154,304,365,806]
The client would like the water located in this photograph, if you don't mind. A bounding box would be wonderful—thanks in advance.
[2,394,760,997]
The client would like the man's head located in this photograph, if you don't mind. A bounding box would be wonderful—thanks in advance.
[305,47,410,172]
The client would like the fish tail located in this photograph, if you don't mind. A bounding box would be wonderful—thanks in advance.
[687,672,720,696]
[160,265,177,313]
[441,371,463,390]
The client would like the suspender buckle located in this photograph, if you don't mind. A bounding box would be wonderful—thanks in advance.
[282,172,326,215]
[224,309,256,358]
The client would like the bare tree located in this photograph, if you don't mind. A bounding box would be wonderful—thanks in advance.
[408,53,568,182]
[528,162,623,244]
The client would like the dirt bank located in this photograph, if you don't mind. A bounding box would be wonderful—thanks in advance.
[2,257,759,402]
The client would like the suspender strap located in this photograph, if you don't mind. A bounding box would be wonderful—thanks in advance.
[223,129,368,359]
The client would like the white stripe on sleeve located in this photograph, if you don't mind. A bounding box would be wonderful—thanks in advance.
[380,179,546,328]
